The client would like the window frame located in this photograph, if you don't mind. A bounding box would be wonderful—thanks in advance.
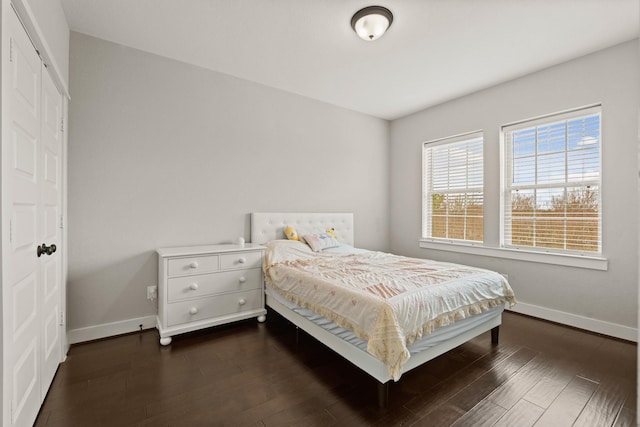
[500,105,602,257]
[417,105,608,271]
[422,130,484,245]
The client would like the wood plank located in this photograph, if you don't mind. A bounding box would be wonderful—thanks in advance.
[260,400,338,427]
[328,396,420,427]
[404,343,521,416]
[487,355,552,409]
[613,406,637,427]
[450,399,506,427]
[493,399,545,427]
[445,347,538,412]
[573,378,630,427]
[533,376,598,426]
[522,367,575,409]
[411,403,466,426]
[41,396,147,427]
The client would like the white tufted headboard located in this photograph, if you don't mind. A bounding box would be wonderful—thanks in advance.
[250,212,354,246]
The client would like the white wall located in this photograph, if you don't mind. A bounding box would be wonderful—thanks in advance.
[390,40,639,338]
[67,32,390,338]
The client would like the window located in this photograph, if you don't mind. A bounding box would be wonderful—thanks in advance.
[422,132,483,243]
[502,106,601,255]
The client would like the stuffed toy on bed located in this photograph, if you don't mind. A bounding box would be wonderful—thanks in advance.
[284,226,299,241]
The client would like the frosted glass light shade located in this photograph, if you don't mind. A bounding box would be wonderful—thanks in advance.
[351,6,393,41]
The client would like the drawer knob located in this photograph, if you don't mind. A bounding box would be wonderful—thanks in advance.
[238,257,246,264]
[189,262,199,269]
[238,298,246,306]
[239,276,246,283]
[190,283,199,290]
[189,307,198,315]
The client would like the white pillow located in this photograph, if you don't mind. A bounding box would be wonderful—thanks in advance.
[297,227,337,243]
[302,232,340,252]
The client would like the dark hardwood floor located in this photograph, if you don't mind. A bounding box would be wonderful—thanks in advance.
[35,311,636,426]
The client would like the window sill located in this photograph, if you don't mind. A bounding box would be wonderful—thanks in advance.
[419,239,608,271]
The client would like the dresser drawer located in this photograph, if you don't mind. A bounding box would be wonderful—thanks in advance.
[167,268,262,302]
[167,254,219,276]
[219,251,262,270]
[167,288,263,327]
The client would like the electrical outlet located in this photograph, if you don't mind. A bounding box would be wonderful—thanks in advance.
[147,285,157,300]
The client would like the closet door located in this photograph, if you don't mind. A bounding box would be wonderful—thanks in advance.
[39,62,63,398]
[4,7,63,427]
[6,7,43,426]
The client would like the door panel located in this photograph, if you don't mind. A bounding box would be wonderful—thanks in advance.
[42,88,59,136]
[44,149,58,186]
[43,258,58,301]
[11,273,37,339]
[12,337,39,425]
[10,205,36,251]
[43,206,57,241]
[11,38,39,118]
[11,126,36,179]
[43,309,60,360]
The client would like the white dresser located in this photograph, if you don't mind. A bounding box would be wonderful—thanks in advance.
[156,243,266,345]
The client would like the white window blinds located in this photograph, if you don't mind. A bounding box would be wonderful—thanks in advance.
[502,106,601,254]
[423,132,484,242]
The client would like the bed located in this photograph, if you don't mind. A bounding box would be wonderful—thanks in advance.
[250,212,516,407]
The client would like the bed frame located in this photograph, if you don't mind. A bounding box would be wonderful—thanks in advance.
[250,212,501,407]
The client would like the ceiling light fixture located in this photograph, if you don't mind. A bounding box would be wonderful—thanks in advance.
[351,6,393,41]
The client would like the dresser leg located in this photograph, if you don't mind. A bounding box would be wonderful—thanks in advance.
[159,337,172,346]
[257,315,266,323]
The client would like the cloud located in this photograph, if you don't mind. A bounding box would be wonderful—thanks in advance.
[577,136,598,146]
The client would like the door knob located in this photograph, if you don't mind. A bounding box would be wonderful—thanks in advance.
[37,243,57,257]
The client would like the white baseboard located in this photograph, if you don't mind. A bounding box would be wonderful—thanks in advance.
[508,302,637,342]
[67,315,157,345]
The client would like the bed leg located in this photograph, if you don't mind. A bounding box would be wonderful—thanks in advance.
[377,381,389,409]
[491,326,500,345]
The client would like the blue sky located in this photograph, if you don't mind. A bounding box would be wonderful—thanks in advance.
[512,114,600,188]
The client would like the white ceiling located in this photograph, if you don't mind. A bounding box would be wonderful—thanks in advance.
[60,0,639,120]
